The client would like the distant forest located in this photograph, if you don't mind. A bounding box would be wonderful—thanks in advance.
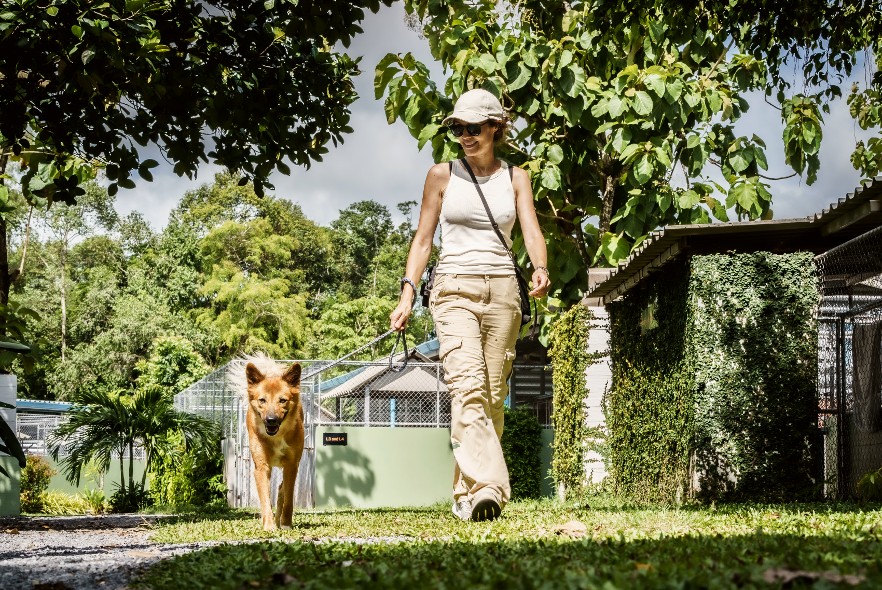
[6,172,433,401]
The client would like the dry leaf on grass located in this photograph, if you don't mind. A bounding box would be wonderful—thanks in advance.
[552,520,588,538]
[762,568,865,585]
[4,528,19,534]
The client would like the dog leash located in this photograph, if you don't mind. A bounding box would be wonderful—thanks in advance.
[300,327,407,382]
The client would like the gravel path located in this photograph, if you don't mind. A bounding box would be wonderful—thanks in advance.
[0,514,211,590]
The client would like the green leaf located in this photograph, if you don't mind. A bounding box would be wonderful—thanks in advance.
[729,151,752,173]
[471,53,498,75]
[633,155,653,184]
[611,128,632,153]
[678,189,700,209]
[560,65,586,98]
[508,63,532,92]
[608,95,627,118]
[632,91,653,116]
[600,232,632,264]
[729,180,758,211]
[374,64,400,100]
[644,75,666,98]
[547,145,564,165]
[540,164,562,190]
[417,123,441,150]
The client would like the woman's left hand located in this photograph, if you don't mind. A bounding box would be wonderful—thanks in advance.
[529,268,550,298]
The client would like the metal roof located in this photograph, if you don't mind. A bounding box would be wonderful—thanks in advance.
[586,177,882,304]
[16,399,72,414]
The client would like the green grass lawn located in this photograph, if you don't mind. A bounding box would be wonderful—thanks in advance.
[136,499,882,589]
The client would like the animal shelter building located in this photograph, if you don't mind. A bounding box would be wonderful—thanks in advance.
[584,177,882,502]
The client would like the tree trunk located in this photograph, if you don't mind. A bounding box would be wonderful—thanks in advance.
[0,154,9,338]
[129,440,135,493]
[59,248,68,362]
[119,444,126,493]
[140,450,152,490]
[599,170,618,235]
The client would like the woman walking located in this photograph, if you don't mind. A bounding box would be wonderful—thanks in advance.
[390,89,550,521]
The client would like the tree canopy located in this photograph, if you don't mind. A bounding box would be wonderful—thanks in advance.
[377,0,881,317]
[9,174,427,400]
[0,0,393,203]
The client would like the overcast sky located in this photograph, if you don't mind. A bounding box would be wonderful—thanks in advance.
[115,3,875,230]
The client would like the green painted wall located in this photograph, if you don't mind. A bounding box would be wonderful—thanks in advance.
[0,456,21,515]
[314,426,556,509]
[315,426,454,509]
[42,456,148,495]
[539,428,555,498]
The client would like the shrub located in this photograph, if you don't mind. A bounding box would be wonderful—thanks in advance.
[81,488,108,514]
[20,455,56,513]
[110,483,152,513]
[149,433,226,509]
[41,490,93,515]
[501,406,542,500]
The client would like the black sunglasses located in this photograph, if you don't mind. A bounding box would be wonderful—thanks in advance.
[448,121,490,137]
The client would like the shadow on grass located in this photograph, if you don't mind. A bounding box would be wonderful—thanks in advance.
[135,530,882,590]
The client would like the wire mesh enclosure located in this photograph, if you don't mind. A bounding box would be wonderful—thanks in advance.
[815,225,882,499]
[15,413,147,460]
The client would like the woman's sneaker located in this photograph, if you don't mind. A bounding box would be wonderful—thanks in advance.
[470,494,501,522]
[451,500,471,521]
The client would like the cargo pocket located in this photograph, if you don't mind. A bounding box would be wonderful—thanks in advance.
[495,348,517,398]
[438,337,463,362]
[428,274,448,313]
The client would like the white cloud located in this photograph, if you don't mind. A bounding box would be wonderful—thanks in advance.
[116,6,877,231]
[118,3,442,230]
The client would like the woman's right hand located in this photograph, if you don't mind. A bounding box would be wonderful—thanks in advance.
[390,294,414,331]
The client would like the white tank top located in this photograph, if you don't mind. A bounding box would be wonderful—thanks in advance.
[435,159,516,275]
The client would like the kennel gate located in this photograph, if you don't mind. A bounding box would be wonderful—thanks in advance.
[815,224,882,499]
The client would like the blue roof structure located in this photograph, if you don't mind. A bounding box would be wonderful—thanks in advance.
[16,399,73,414]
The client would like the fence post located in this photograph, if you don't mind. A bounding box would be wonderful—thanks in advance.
[365,384,371,427]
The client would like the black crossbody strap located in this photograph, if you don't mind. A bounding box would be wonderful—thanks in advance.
[459,158,520,272]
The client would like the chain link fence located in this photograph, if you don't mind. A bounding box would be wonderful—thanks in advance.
[815,224,882,499]
[15,413,146,460]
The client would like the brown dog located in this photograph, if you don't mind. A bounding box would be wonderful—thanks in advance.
[244,358,304,531]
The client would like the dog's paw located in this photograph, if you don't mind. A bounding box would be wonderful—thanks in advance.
[280,524,292,530]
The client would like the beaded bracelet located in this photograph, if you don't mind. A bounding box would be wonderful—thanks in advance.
[535,266,549,276]
[400,277,418,295]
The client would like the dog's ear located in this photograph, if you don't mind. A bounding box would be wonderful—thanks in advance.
[282,363,301,388]
[245,363,265,386]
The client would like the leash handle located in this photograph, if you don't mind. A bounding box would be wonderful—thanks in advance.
[388,329,409,372]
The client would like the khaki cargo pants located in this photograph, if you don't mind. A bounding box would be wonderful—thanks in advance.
[430,273,521,507]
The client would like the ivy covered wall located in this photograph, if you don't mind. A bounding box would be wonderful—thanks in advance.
[607,252,819,503]
[607,257,695,503]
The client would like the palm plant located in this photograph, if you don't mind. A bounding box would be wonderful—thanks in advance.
[49,386,219,511]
